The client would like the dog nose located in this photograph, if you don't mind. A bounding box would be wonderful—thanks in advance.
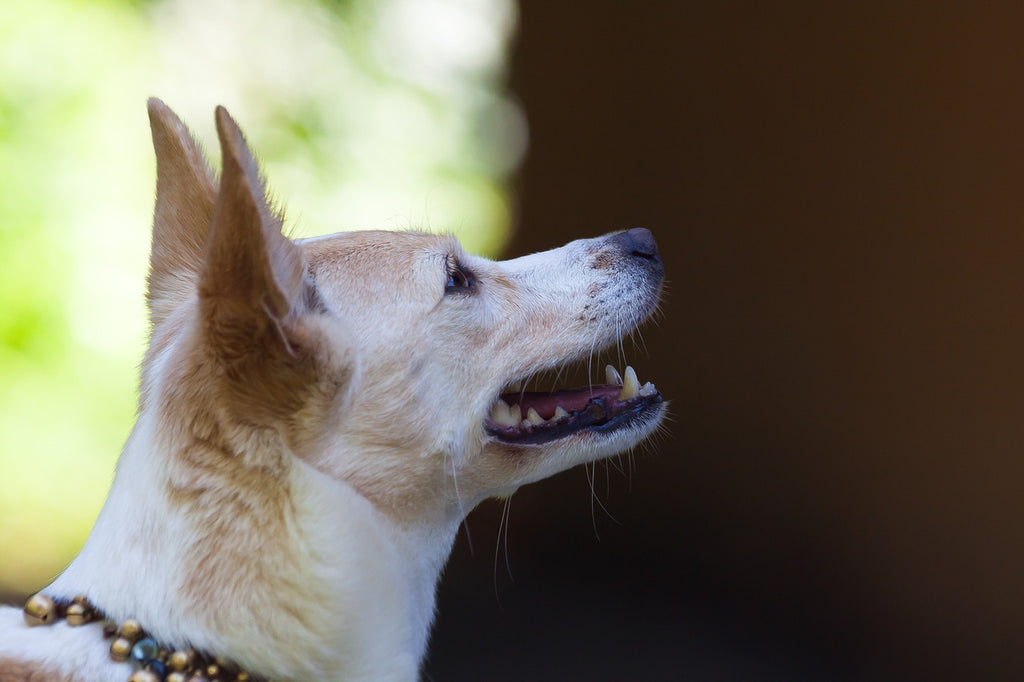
[612,227,660,263]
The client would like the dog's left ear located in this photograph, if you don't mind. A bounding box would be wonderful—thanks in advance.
[147,98,217,328]
[197,106,319,417]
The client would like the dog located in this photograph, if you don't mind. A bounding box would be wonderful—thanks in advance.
[0,99,666,681]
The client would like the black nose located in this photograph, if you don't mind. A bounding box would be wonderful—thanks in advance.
[611,227,660,263]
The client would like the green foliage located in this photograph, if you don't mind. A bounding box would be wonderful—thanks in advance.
[0,0,519,595]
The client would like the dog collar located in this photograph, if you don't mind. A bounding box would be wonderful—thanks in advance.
[22,593,267,682]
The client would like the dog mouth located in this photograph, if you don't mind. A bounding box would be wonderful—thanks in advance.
[484,364,663,445]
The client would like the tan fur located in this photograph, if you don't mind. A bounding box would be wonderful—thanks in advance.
[146,98,217,328]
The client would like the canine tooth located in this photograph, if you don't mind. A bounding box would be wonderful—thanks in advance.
[553,406,570,420]
[526,407,544,425]
[638,381,657,397]
[619,366,640,401]
[521,419,532,428]
[605,365,623,386]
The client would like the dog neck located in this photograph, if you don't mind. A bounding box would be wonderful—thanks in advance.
[46,407,461,679]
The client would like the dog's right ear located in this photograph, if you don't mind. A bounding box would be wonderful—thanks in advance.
[147,98,217,327]
[196,106,341,425]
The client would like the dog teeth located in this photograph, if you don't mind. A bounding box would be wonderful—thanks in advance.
[492,365,658,428]
[619,365,640,401]
[490,399,521,427]
[491,400,578,429]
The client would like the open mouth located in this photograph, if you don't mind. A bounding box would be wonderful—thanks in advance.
[484,365,663,445]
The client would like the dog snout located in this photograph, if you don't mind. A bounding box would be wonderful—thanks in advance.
[612,227,659,262]
[611,227,662,270]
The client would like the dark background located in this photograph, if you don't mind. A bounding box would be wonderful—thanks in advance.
[427,3,1024,680]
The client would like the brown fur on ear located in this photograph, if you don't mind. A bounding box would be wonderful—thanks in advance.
[147,98,217,327]
[198,106,313,419]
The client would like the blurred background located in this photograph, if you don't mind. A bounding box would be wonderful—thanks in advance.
[2,2,1023,680]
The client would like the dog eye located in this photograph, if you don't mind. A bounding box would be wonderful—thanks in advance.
[444,256,475,294]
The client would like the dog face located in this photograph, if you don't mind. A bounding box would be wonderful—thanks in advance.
[295,227,665,520]
[145,100,666,529]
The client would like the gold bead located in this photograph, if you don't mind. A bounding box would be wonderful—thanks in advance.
[118,618,143,641]
[127,671,161,682]
[236,672,250,681]
[71,594,90,606]
[65,602,92,626]
[168,649,196,671]
[110,636,133,662]
[167,674,189,682]
[23,593,57,627]
[205,663,220,677]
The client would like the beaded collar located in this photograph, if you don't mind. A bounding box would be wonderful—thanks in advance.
[22,593,269,682]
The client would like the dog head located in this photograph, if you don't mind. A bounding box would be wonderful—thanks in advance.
[145,99,666,527]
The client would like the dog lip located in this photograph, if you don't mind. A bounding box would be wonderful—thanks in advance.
[484,389,664,445]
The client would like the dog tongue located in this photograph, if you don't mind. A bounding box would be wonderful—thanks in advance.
[500,385,622,421]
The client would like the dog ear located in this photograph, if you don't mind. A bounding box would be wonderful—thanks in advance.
[147,98,217,327]
[197,106,316,418]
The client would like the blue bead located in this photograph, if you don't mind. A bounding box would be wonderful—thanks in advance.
[130,637,159,663]
[145,659,167,677]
